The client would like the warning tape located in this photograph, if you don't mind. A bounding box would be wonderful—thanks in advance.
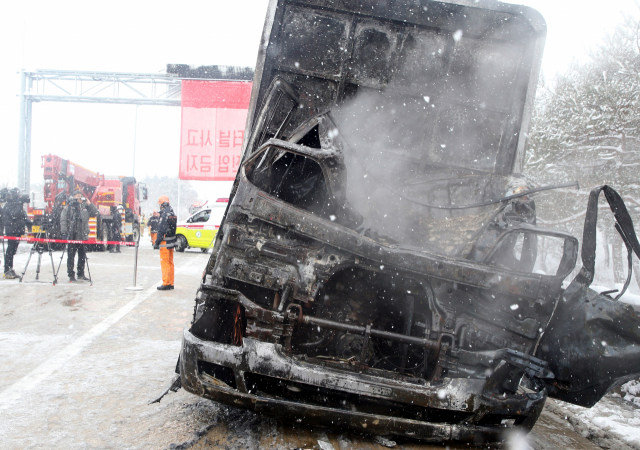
[0,235,136,246]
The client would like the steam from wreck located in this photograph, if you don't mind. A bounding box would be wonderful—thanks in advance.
[330,27,526,256]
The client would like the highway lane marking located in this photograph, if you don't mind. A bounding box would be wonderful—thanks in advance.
[0,257,203,410]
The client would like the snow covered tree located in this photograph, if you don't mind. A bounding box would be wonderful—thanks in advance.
[526,12,640,286]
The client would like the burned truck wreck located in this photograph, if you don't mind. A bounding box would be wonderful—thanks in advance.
[174,0,640,443]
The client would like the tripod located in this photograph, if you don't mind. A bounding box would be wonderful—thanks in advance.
[20,230,57,284]
[54,242,93,286]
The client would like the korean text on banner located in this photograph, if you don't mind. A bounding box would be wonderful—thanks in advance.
[178,80,252,181]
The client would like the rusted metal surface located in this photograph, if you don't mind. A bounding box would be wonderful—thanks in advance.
[174,0,640,444]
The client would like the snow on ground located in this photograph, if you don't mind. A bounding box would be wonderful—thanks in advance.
[557,394,640,450]
[622,380,640,405]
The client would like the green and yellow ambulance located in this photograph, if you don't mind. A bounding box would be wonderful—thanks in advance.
[175,198,228,253]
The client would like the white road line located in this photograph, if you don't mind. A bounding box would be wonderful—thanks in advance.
[0,282,160,410]
[0,256,204,410]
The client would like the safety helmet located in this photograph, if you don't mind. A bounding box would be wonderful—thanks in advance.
[158,195,170,206]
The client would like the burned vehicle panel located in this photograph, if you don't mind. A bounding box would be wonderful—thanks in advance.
[176,0,640,443]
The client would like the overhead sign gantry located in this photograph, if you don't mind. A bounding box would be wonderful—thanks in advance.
[16,66,253,192]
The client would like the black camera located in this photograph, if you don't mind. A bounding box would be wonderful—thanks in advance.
[69,196,85,205]
[2,188,30,204]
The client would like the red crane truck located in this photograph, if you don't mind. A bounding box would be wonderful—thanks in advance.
[29,154,147,250]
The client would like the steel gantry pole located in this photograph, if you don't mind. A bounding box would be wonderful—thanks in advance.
[25,74,33,193]
[17,70,27,192]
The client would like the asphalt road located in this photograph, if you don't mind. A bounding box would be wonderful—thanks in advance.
[0,241,604,450]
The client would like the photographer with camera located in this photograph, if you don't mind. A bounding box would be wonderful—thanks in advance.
[60,191,98,282]
[2,188,32,279]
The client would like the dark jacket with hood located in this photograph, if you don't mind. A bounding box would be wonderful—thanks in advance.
[60,201,99,241]
[2,201,32,236]
[147,216,159,233]
[110,207,123,232]
[155,205,177,248]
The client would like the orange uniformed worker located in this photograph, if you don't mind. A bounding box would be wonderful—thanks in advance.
[154,196,177,290]
[148,210,159,246]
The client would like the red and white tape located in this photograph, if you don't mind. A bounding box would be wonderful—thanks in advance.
[0,235,136,246]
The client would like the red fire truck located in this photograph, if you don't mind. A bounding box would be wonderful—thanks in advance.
[30,154,147,249]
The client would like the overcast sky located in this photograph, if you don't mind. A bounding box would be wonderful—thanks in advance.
[0,0,637,202]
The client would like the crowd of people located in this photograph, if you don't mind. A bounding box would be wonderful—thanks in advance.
[1,188,178,289]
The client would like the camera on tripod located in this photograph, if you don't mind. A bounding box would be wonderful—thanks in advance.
[1,188,30,204]
[35,217,54,233]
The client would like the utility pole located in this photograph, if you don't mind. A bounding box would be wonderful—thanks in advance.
[17,70,32,193]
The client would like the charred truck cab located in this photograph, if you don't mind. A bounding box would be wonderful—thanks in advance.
[176,0,640,443]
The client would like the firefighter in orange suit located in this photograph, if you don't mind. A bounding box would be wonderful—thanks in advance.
[148,211,159,247]
[154,196,177,290]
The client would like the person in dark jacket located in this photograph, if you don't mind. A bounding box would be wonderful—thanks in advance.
[147,211,159,246]
[60,191,99,282]
[154,196,177,290]
[108,205,123,253]
[2,189,32,279]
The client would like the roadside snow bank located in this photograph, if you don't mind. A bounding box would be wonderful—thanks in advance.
[622,380,640,405]
[552,396,640,450]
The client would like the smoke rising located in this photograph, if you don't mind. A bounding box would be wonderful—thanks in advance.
[321,16,532,256]
[330,88,510,256]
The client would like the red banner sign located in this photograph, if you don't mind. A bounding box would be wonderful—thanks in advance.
[178,80,252,181]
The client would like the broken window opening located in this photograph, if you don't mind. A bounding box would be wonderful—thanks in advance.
[247,77,299,154]
[246,147,335,219]
[294,124,321,149]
